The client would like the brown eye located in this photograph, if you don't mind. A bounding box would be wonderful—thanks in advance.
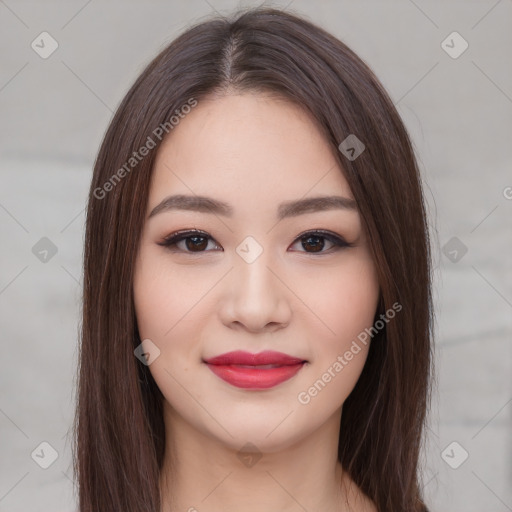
[183,235,209,252]
[289,230,352,254]
[300,234,326,252]
[158,230,221,253]
[158,229,352,255]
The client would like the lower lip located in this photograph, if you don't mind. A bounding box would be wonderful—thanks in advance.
[205,363,305,389]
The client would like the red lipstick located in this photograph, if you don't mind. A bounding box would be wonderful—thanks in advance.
[204,350,306,389]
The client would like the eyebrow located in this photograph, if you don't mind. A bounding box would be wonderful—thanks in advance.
[148,194,358,220]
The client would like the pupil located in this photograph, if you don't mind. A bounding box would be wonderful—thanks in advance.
[303,235,324,252]
[186,236,208,251]
[183,235,326,253]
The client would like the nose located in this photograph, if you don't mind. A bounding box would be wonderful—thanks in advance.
[218,249,292,334]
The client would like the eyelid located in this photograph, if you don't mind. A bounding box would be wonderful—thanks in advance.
[289,229,353,253]
[157,229,221,250]
[294,228,347,243]
[157,228,353,253]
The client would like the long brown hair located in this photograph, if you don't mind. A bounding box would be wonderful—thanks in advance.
[74,7,434,511]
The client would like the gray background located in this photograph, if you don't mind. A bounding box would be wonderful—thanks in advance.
[1,1,511,511]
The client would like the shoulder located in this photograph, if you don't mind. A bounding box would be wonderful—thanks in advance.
[341,471,378,512]
[353,491,378,512]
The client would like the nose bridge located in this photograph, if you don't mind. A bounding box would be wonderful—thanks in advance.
[234,239,279,301]
[221,236,291,331]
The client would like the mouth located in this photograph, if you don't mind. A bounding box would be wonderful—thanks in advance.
[230,364,287,369]
[203,351,307,389]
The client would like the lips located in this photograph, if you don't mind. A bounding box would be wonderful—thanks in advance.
[204,350,307,389]
[204,350,305,366]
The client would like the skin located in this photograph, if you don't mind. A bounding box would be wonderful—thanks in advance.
[133,92,380,512]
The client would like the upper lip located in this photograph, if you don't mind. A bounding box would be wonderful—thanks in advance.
[204,350,306,366]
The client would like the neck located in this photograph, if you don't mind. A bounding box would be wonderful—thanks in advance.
[158,403,355,512]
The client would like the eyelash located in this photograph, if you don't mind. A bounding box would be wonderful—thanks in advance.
[157,229,353,255]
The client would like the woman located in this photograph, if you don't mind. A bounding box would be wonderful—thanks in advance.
[74,7,434,512]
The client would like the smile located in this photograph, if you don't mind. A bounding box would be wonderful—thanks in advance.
[205,362,306,389]
[203,350,307,389]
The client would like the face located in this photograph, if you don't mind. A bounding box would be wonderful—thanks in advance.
[133,92,380,453]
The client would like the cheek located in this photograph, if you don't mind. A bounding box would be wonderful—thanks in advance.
[133,248,221,372]
[133,247,183,340]
[133,249,198,339]
[133,251,215,431]
[295,263,379,412]
[300,254,380,347]
[299,257,379,405]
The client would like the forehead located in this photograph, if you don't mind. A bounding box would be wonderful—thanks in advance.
[150,93,354,206]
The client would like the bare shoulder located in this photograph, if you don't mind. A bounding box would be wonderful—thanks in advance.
[356,492,378,512]
[350,487,378,512]
[341,471,378,512]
